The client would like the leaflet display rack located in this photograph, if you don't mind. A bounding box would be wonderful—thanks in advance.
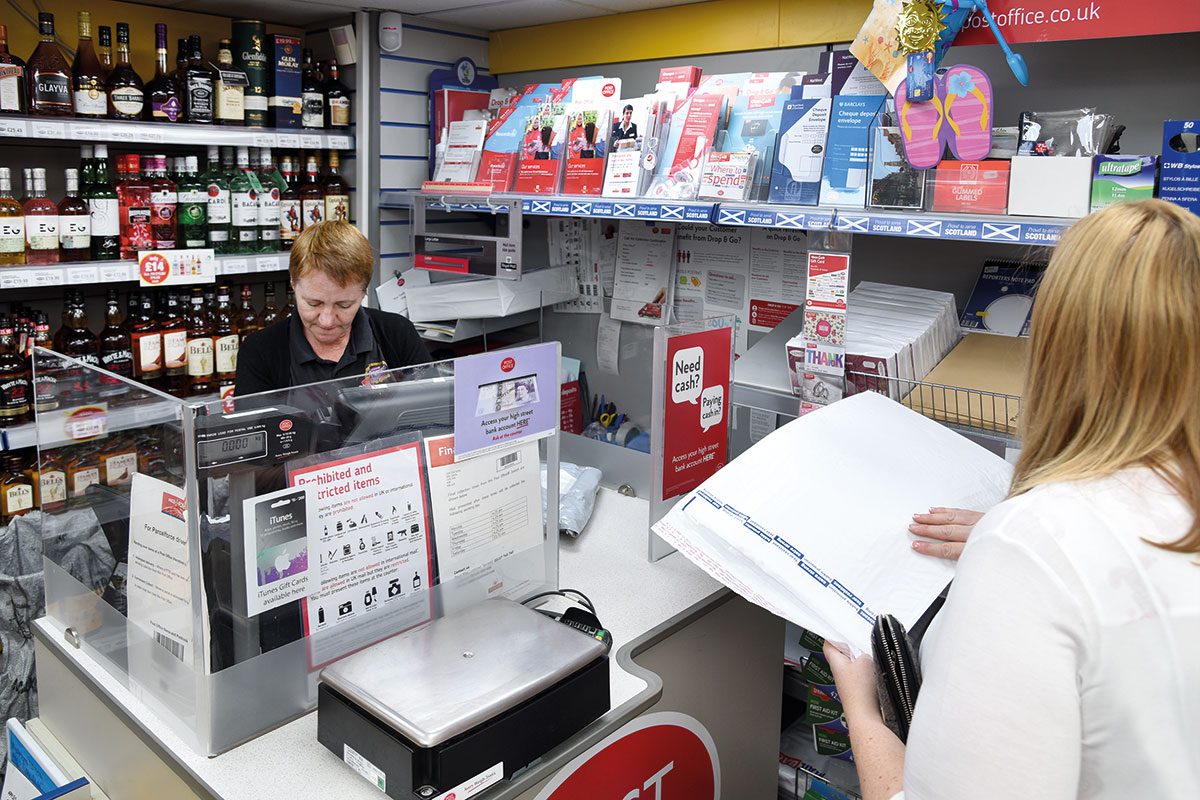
[35,348,560,756]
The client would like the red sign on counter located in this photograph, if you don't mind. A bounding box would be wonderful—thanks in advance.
[661,326,732,501]
[955,0,1200,46]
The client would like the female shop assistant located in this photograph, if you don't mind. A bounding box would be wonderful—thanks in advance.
[826,199,1200,800]
[236,221,430,395]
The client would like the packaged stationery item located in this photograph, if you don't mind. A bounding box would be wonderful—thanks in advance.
[960,259,1046,336]
[929,160,1011,214]
[868,126,925,209]
[1091,155,1158,211]
[697,152,756,201]
[1159,120,1200,215]
[1008,156,1090,218]
[646,92,727,200]
[769,96,832,206]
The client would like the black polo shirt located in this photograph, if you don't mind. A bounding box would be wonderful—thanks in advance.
[289,309,385,386]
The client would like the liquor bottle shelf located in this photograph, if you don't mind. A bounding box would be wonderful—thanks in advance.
[0,115,353,151]
[0,252,289,288]
[380,190,1074,246]
[1,392,206,451]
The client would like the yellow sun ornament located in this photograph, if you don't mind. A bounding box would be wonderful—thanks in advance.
[895,0,948,56]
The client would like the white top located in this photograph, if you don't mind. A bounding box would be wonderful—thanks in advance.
[902,467,1200,799]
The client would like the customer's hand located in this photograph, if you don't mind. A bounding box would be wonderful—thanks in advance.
[823,641,882,724]
[908,507,983,561]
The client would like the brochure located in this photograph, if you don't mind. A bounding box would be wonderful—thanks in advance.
[720,93,789,201]
[432,119,487,183]
[611,220,678,326]
[647,92,728,200]
[512,101,568,194]
[673,223,752,355]
[868,126,926,209]
[602,96,668,198]
[697,151,756,201]
[561,106,611,195]
[769,96,832,205]
[818,95,886,208]
[477,81,576,192]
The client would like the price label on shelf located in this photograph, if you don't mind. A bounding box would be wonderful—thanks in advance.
[277,134,300,148]
[30,270,64,287]
[31,121,67,138]
[111,127,164,144]
[327,135,351,150]
[254,133,275,148]
[99,264,132,282]
[66,266,100,284]
[299,134,322,149]
[70,123,105,140]
[0,271,32,289]
[256,256,282,272]
[0,119,28,137]
[68,414,107,440]
[220,258,248,275]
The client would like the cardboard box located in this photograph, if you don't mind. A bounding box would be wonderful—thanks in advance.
[1091,155,1158,211]
[232,20,268,128]
[1160,120,1200,215]
[1008,155,1091,218]
[903,333,1028,434]
[930,160,1011,214]
[267,34,302,128]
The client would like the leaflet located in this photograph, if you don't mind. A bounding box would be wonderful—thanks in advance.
[425,436,543,583]
[749,228,807,331]
[610,220,677,326]
[652,391,1013,655]
[673,223,752,356]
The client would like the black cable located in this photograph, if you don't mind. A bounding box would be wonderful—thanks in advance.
[520,587,596,615]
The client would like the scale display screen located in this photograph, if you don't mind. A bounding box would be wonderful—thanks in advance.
[197,431,268,467]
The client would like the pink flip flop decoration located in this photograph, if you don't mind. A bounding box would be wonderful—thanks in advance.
[941,65,993,161]
[895,77,945,170]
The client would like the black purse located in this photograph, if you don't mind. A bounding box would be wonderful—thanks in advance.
[871,613,923,743]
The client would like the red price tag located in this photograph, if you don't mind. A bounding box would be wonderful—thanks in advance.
[139,253,171,285]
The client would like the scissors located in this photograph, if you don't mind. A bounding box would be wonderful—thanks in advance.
[599,403,618,427]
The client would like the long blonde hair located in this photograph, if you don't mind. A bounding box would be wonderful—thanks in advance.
[1012,200,1200,555]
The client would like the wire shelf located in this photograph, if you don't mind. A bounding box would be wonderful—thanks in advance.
[848,371,1022,440]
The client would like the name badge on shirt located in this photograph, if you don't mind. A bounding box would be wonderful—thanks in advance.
[362,361,392,386]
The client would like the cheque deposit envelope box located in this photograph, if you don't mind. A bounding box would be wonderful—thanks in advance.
[318,598,609,799]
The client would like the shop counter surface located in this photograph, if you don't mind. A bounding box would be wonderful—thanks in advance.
[33,488,723,800]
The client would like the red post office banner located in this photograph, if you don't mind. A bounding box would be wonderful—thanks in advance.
[661,326,732,501]
[956,0,1200,46]
[534,712,719,800]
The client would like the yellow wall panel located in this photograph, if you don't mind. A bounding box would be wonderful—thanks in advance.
[489,0,871,74]
[3,0,302,82]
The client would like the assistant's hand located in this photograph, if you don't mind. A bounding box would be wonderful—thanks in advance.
[823,641,882,724]
[908,507,983,561]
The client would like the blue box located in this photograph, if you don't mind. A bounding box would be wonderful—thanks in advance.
[1161,120,1200,215]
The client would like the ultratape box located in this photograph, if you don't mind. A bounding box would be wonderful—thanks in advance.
[1160,120,1200,215]
[267,34,302,128]
[1091,155,1158,211]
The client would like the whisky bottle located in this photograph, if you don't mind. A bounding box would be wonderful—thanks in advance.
[146,23,182,122]
[0,24,28,115]
[66,445,101,507]
[30,450,67,513]
[213,39,246,126]
[27,13,73,117]
[213,284,238,396]
[159,291,188,396]
[300,49,323,129]
[29,310,57,412]
[0,317,31,426]
[60,290,99,401]
[184,35,215,124]
[323,151,349,222]
[58,168,91,261]
[100,434,138,487]
[185,287,215,396]
[129,292,162,389]
[235,283,261,340]
[323,59,350,129]
[0,168,24,266]
[23,168,59,266]
[97,288,134,403]
[106,23,145,120]
[71,12,106,119]
[0,454,34,525]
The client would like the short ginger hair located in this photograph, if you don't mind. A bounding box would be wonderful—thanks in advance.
[289,220,374,289]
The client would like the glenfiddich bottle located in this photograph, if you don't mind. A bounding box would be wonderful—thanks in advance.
[0,317,31,426]
[27,13,73,117]
[106,23,145,120]
[0,24,28,115]
[97,288,134,403]
[71,12,106,119]
[0,455,34,525]
[213,284,238,395]
[146,24,182,122]
[30,450,67,513]
[186,287,215,396]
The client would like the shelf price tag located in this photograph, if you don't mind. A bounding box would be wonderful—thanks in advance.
[255,256,281,273]
[30,270,64,287]
[69,122,104,140]
[0,119,28,137]
[31,121,66,138]
[0,271,32,289]
[277,134,300,148]
[220,258,248,275]
[254,133,275,148]
[327,135,351,150]
[66,265,101,283]
[299,134,322,149]
[99,264,132,282]
[111,127,164,143]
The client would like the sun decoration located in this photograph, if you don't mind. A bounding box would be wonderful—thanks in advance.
[895,0,948,55]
